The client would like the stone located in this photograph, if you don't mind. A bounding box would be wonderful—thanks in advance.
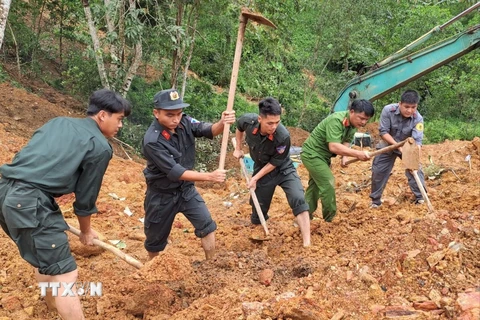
[259,269,274,286]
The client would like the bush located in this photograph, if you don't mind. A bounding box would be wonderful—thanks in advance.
[424,119,480,144]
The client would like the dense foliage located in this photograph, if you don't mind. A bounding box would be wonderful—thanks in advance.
[1,0,479,169]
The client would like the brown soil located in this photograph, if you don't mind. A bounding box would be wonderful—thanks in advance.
[0,81,479,319]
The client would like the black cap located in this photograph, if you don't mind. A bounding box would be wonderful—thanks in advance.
[153,89,190,109]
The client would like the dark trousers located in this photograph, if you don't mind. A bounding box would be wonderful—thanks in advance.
[370,152,426,205]
[250,167,309,224]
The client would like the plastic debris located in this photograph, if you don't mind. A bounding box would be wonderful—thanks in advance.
[108,193,126,201]
[124,206,133,216]
[108,240,127,249]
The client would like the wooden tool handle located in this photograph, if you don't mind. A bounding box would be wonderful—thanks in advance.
[411,170,434,212]
[67,225,144,269]
[232,138,269,236]
[344,138,408,165]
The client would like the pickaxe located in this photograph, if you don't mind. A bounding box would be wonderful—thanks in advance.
[218,8,276,170]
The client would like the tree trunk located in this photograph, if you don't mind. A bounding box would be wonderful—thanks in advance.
[181,0,199,99]
[0,0,12,50]
[119,0,142,96]
[59,1,64,63]
[170,0,184,88]
[104,0,120,88]
[120,42,142,97]
[82,0,110,89]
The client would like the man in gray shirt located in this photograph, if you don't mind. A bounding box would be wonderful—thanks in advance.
[370,89,426,208]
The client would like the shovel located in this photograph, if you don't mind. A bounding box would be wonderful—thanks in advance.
[67,225,144,269]
[231,138,270,241]
[401,138,434,212]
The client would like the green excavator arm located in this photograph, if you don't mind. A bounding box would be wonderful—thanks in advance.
[332,24,480,112]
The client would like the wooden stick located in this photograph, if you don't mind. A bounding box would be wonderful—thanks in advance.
[67,225,144,269]
[345,139,408,165]
[218,9,276,170]
[232,138,269,236]
[411,170,434,212]
[218,12,248,170]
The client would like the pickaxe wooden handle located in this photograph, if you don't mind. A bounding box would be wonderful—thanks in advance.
[232,138,269,236]
[67,225,144,269]
[344,139,408,165]
[218,9,276,170]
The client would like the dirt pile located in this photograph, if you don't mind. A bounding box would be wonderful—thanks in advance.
[0,82,479,319]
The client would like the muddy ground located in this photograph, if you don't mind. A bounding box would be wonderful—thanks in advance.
[0,81,479,319]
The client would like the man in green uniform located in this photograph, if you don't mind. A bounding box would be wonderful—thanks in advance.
[0,89,131,320]
[233,97,311,247]
[142,89,235,261]
[302,99,374,222]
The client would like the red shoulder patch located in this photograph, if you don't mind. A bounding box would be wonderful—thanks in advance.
[161,130,171,140]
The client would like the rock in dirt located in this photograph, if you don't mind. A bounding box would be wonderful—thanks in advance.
[242,301,264,317]
[259,269,274,286]
[105,282,180,317]
[264,296,324,320]
[471,137,480,155]
[0,295,22,312]
[457,289,480,312]
[412,300,439,311]
[359,266,378,285]
[331,309,345,320]
[426,250,446,268]
[384,305,420,318]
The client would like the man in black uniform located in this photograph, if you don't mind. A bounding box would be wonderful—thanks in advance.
[233,97,311,247]
[142,88,235,261]
[0,89,131,320]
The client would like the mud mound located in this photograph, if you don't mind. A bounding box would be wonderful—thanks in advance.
[0,83,479,319]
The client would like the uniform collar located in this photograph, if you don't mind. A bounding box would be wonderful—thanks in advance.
[342,111,353,128]
[394,104,417,119]
[152,119,181,141]
[251,124,275,141]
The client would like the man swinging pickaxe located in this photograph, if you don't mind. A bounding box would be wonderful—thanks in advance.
[218,8,276,170]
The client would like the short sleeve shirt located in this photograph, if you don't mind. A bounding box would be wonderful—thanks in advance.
[0,117,113,216]
[142,114,213,192]
[236,113,293,173]
[379,103,424,146]
[302,111,356,161]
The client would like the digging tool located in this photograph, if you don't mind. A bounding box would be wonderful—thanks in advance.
[401,138,434,212]
[218,8,276,170]
[67,225,144,269]
[344,139,408,165]
[232,138,270,239]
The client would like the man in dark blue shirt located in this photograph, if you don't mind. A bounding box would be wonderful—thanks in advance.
[233,97,311,247]
[142,89,235,261]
